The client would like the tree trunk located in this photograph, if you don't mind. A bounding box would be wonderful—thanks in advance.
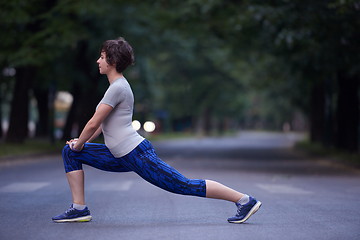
[33,87,49,137]
[6,67,34,143]
[62,41,101,140]
[335,71,359,152]
[0,88,2,139]
[75,41,100,135]
[61,83,80,140]
[77,89,99,134]
[309,79,326,144]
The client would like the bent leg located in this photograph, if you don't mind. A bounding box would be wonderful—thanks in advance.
[61,143,131,205]
[62,143,131,173]
[67,170,85,205]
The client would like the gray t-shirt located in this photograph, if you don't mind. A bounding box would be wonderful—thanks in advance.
[97,77,144,157]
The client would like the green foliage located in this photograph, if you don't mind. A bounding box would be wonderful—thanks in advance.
[0,0,358,149]
[295,140,360,166]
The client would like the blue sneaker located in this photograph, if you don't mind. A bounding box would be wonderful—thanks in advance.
[52,205,92,223]
[227,197,261,223]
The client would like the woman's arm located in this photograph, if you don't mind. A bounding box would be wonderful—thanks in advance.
[87,126,103,143]
[71,104,113,151]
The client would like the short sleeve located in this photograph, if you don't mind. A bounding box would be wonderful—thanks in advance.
[100,83,126,108]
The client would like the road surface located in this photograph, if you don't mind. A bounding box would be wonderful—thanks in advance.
[0,131,359,240]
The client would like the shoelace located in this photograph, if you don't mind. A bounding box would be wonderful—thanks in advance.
[65,207,76,214]
[236,205,243,216]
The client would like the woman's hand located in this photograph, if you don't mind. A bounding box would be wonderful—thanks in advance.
[66,138,84,152]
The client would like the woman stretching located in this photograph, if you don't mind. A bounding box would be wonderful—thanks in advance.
[52,37,261,224]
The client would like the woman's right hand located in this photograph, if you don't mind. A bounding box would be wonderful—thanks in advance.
[66,138,82,152]
[66,138,79,145]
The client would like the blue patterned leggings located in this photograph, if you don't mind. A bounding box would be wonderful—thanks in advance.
[62,139,206,197]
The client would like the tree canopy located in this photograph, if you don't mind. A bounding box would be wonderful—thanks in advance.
[0,0,359,152]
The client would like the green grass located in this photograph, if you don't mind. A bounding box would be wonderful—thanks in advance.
[295,140,360,167]
[0,139,64,158]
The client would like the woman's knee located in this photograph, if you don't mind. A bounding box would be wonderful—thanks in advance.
[62,144,82,172]
[62,145,71,157]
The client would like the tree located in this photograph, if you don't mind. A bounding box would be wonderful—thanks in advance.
[0,0,115,142]
[1,0,357,153]
[246,0,360,151]
[0,0,89,142]
[140,0,359,151]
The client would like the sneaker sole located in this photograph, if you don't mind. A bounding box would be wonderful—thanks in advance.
[228,201,262,224]
[53,215,92,223]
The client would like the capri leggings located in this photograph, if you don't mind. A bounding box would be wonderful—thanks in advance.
[62,139,206,197]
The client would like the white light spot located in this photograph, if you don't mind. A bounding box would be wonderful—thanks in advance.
[143,121,156,133]
[132,120,141,131]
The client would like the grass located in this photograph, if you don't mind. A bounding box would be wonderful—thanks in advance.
[295,140,360,167]
[0,139,64,158]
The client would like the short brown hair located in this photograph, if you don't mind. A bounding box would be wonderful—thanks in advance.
[100,37,135,73]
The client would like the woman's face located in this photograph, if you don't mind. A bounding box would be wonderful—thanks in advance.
[97,51,113,75]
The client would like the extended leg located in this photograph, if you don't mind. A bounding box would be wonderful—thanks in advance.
[123,140,261,224]
[206,180,262,223]
[122,140,243,201]
[205,180,244,203]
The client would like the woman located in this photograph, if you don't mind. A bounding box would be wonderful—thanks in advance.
[52,37,261,224]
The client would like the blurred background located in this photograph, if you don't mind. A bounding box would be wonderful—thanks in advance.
[0,0,359,155]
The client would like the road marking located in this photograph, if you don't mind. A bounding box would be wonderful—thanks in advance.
[256,183,312,195]
[0,182,50,193]
[88,181,133,191]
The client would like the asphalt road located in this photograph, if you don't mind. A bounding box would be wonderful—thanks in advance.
[0,131,359,240]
